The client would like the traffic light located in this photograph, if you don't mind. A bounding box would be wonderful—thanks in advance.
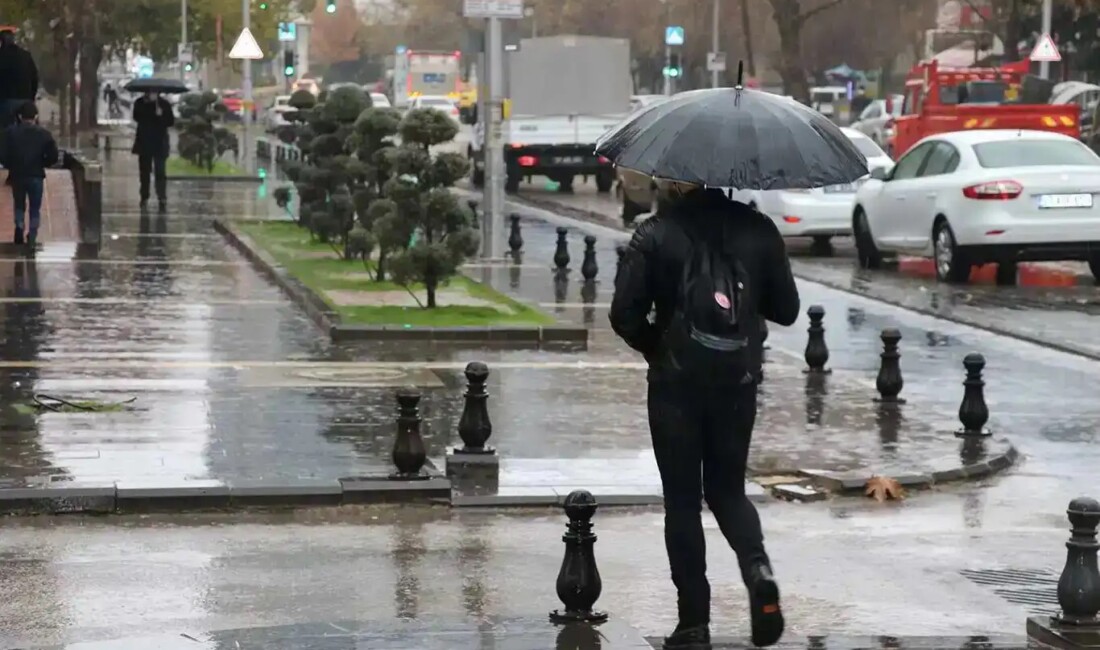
[325,0,336,13]
[283,50,295,76]
[258,1,268,8]
[664,52,682,78]
[184,62,193,72]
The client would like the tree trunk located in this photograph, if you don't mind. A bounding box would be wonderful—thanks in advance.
[425,276,437,308]
[740,0,756,77]
[770,0,809,103]
[78,44,102,129]
[1003,0,1022,62]
[376,250,387,281]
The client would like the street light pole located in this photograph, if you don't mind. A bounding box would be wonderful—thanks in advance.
[180,0,188,81]
[711,0,719,88]
[1039,0,1053,79]
[241,0,253,174]
[661,0,670,96]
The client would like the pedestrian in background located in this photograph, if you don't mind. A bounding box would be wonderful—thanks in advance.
[0,102,59,247]
[609,181,799,649]
[0,29,38,129]
[131,90,174,211]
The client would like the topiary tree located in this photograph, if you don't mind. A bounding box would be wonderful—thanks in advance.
[348,105,402,280]
[383,108,478,308]
[176,91,237,171]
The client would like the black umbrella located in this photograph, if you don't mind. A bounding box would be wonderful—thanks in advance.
[596,68,867,190]
[124,77,189,94]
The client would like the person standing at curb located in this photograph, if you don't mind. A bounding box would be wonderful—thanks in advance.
[1,102,58,247]
[132,90,174,212]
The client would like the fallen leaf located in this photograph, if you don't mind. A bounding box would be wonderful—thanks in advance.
[864,475,905,502]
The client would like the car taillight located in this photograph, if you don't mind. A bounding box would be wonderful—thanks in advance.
[518,155,537,167]
[962,180,1022,200]
[598,155,611,164]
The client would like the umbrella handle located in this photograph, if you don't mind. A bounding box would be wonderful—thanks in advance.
[736,61,744,88]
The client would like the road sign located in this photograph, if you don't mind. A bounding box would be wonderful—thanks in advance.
[229,27,264,60]
[277,22,297,42]
[463,0,524,19]
[177,43,193,65]
[665,26,684,46]
[707,51,726,72]
[1030,33,1061,62]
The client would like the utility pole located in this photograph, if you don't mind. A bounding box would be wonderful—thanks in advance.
[711,0,719,88]
[241,0,253,174]
[1039,0,1053,79]
[662,0,671,95]
[483,16,504,259]
[180,0,188,81]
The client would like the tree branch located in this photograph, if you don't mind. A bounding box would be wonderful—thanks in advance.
[798,0,848,26]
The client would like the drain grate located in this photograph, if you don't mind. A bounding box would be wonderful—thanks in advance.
[960,568,1060,616]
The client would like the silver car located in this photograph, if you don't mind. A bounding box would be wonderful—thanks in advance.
[850,96,903,155]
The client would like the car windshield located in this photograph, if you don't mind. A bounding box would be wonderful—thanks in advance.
[973,139,1100,168]
[848,135,884,158]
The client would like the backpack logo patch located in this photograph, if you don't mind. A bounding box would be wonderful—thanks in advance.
[713,292,731,309]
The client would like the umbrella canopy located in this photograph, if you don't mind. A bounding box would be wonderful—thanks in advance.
[595,87,868,190]
[124,77,189,94]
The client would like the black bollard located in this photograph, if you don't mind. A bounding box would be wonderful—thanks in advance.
[956,353,991,437]
[508,213,523,254]
[803,305,831,374]
[874,328,905,404]
[456,362,494,454]
[1055,497,1100,626]
[390,388,429,480]
[549,490,609,624]
[581,235,599,281]
[554,227,571,271]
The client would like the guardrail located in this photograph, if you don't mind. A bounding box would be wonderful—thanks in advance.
[62,151,103,245]
[255,136,302,162]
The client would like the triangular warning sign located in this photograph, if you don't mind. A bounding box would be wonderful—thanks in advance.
[1030,33,1061,62]
[229,27,264,60]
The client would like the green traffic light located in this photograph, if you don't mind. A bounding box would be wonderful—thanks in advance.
[259,1,268,8]
[325,1,336,13]
[185,63,193,72]
[284,65,294,75]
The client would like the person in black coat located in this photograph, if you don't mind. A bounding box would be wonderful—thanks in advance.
[1,102,58,246]
[609,184,799,649]
[0,30,38,128]
[131,91,174,211]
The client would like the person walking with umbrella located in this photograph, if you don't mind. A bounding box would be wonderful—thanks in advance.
[604,65,867,649]
[127,78,184,211]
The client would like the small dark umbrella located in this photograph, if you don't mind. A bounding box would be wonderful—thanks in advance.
[596,63,867,190]
[123,77,189,94]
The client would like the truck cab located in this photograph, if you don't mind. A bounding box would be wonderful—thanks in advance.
[891,59,1079,158]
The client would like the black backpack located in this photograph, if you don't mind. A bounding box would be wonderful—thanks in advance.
[663,219,756,384]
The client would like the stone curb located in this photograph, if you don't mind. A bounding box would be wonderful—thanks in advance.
[798,438,1019,496]
[0,476,452,516]
[167,175,263,183]
[451,482,770,508]
[215,219,588,349]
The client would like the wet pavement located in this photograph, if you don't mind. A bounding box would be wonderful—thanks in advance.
[0,491,1060,646]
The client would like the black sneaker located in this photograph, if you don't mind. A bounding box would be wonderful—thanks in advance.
[140,198,149,209]
[748,564,785,647]
[158,200,167,213]
[13,229,23,245]
[27,231,36,249]
[663,623,710,649]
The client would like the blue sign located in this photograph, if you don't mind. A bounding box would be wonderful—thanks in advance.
[396,44,407,54]
[665,26,684,46]
[277,22,297,42]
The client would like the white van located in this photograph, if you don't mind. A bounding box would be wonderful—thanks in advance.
[810,86,847,117]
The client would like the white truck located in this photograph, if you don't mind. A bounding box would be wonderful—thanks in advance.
[468,35,632,194]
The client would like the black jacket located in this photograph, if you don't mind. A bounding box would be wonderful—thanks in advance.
[131,96,175,157]
[1,121,58,180]
[609,188,800,381]
[0,45,38,101]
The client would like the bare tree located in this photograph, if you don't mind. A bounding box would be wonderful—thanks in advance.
[768,0,849,101]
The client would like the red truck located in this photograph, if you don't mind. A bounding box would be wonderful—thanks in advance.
[889,59,1079,158]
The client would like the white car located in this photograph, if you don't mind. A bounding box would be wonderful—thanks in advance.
[265,95,293,131]
[410,94,460,122]
[850,96,903,153]
[733,127,893,247]
[369,92,391,108]
[852,129,1100,283]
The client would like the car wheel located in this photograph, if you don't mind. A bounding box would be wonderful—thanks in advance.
[595,170,614,193]
[853,208,883,269]
[933,220,971,283]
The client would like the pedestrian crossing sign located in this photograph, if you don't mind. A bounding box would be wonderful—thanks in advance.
[229,27,264,60]
[1029,33,1060,62]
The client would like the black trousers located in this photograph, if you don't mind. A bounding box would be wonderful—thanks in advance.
[138,154,167,202]
[648,380,768,627]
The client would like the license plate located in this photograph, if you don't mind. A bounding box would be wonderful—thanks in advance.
[1038,193,1093,209]
[553,156,585,165]
[824,183,854,193]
